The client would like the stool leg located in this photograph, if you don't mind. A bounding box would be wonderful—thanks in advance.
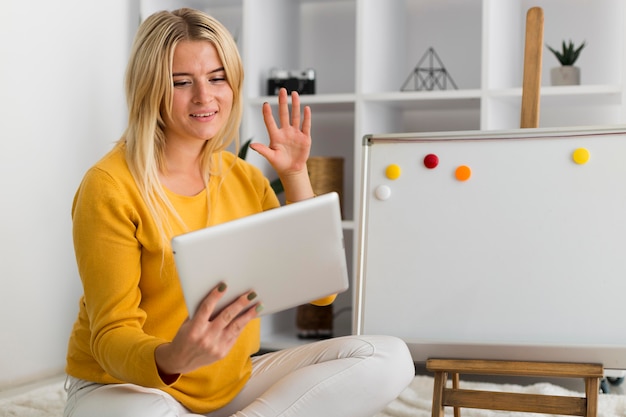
[585,377,599,417]
[432,371,447,417]
[452,372,461,417]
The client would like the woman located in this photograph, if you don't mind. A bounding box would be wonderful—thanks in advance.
[64,8,414,417]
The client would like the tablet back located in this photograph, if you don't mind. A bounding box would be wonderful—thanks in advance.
[172,192,349,319]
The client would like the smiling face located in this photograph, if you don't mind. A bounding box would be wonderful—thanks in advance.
[164,40,234,149]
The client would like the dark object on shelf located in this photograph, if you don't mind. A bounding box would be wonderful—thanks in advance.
[267,68,316,95]
[296,304,333,339]
[401,47,458,91]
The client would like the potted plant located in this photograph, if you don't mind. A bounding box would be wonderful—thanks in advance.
[546,40,586,86]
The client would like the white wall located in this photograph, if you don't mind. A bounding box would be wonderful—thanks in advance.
[0,0,138,389]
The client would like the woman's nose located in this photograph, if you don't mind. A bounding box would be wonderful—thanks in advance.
[193,81,212,103]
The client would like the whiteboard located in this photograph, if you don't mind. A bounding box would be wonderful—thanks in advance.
[354,126,626,370]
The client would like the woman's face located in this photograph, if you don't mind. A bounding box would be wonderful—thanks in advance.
[164,40,233,148]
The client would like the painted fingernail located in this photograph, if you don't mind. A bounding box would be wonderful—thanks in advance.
[217,283,227,292]
[255,304,264,313]
[247,292,257,301]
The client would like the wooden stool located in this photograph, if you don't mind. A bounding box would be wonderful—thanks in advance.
[427,359,603,417]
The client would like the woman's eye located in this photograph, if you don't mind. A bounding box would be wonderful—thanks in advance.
[173,80,191,87]
[209,77,226,84]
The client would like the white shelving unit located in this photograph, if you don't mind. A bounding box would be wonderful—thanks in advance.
[141,0,626,349]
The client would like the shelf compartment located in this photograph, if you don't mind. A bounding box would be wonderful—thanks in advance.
[487,0,625,90]
[358,0,482,94]
[358,94,481,138]
[243,0,357,99]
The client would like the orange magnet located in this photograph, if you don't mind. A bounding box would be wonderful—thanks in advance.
[455,165,471,181]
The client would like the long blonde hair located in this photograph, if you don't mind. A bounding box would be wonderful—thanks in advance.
[121,8,244,243]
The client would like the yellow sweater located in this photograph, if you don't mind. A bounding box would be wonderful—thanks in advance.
[66,144,280,413]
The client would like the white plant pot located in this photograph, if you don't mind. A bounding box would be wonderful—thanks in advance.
[550,66,581,86]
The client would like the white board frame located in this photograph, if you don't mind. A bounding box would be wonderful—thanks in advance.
[354,126,626,370]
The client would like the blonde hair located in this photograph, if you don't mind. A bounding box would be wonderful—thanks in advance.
[120,8,244,242]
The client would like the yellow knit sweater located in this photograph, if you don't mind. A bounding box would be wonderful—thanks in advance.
[65,144,280,413]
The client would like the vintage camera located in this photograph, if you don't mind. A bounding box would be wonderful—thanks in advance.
[267,68,316,96]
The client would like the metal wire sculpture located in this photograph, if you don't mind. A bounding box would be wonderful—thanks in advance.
[401,47,458,91]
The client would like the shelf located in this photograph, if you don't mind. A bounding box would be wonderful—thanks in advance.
[363,90,482,111]
[488,84,623,105]
[247,94,356,112]
[251,85,622,113]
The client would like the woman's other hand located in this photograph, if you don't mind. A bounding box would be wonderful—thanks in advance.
[252,88,315,203]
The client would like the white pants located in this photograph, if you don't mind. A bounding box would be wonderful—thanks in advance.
[64,335,414,417]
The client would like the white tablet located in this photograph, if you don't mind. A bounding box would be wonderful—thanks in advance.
[171,192,349,319]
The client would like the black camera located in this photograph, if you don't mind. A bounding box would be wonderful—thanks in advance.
[267,68,316,96]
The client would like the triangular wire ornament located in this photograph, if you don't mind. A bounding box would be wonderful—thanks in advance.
[401,47,458,91]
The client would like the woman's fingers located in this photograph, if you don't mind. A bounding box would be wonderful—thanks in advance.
[301,104,311,137]
[193,284,258,326]
[289,90,301,128]
[262,101,278,134]
[262,88,309,135]
[278,88,291,128]
[192,282,227,322]
[214,291,259,326]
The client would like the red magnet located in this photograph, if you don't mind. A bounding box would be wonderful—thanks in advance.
[423,154,439,169]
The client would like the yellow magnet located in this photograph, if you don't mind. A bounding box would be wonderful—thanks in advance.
[572,148,590,165]
[385,164,401,180]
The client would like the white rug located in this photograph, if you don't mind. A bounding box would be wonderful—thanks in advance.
[1,375,626,417]
[0,379,66,417]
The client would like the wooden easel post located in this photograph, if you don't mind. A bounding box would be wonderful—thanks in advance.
[427,359,603,417]
[521,6,544,128]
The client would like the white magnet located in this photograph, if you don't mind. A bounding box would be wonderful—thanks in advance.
[375,185,391,201]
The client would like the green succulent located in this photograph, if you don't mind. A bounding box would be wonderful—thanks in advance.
[238,138,284,195]
[546,40,586,66]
